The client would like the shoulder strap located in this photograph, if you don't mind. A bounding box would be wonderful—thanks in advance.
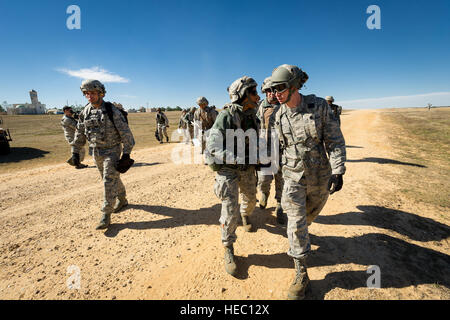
[104,102,121,133]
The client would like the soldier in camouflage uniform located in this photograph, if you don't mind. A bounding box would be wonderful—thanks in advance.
[178,110,188,144]
[156,108,170,144]
[206,76,260,277]
[71,80,135,230]
[256,77,286,225]
[182,106,196,145]
[272,65,346,299]
[61,106,88,169]
[325,96,343,126]
[194,97,217,154]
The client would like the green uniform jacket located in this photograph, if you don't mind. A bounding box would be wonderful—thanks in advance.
[206,103,259,168]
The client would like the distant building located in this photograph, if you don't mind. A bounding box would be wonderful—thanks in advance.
[7,90,46,115]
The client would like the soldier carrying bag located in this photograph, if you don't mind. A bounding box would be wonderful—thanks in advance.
[103,102,135,173]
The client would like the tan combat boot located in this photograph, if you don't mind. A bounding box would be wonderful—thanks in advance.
[241,215,253,232]
[96,213,111,230]
[287,257,310,300]
[113,197,128,213]
[276,202,286,225]
[224,245,237,276]
[259,193,268,209]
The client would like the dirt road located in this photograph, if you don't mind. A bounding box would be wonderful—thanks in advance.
[0,109,449,300]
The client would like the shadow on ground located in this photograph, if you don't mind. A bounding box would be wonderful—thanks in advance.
[132,162,161,168]
[0,147,50,163]
[314,205,450,242]
[239,205,450,298]
[347,157,426,168]
[104,203,221,238]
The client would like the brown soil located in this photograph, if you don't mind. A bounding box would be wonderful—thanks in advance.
[0,109,449,300]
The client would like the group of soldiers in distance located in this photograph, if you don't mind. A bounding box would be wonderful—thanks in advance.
[60,63,345,300]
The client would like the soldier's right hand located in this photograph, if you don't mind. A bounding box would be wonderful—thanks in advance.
[328,174,343,195]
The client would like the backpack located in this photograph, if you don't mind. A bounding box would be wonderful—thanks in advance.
[104,102,128,125]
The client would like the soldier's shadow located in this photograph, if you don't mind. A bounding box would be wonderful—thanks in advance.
[0,147,49,163]
[240,205,450,299]
[242,233,450,299]
[104,203,221,238]
[314,205,450,242]
[347,157,426,168]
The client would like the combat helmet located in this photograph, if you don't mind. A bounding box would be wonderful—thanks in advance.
[190,106,196,112]
[261,77,273,93]
[271,64,308,90]
[80,79,106,95]
[227,76,258,103]
[196,97,209,106]
[325,96,335,102]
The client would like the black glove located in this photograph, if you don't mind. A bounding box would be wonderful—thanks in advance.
[116,154,134,173]
[70,153,80,166]
[328,174,343,195]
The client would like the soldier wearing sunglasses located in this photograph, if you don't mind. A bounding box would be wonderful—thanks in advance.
[272,64,346,299]
[256,77,286,225]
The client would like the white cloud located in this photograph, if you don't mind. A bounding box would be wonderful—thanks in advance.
[337,92,450,109]
[57,66,130,83]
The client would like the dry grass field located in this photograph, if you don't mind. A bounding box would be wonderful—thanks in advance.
[0,111,184,173]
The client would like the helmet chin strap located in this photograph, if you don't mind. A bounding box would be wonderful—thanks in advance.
[284,86,296,104]
[242,97,258,111]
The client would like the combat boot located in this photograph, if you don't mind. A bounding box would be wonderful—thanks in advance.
[75,163,88,169]
[259,193,268,209]
[95,213,111,230]
[241,215,253,232]
[224,245,237,276]
[287,257,311,300]
[276,202,286,225]
[113,197,128,213]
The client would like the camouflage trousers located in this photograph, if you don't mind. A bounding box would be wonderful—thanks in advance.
[157,124,169,140]
[93,145,126,214]
[282,169,330,259]
[257,168,284,202]
[214,166,257,247]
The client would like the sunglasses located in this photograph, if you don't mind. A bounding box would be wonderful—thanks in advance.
[272,83,289,94]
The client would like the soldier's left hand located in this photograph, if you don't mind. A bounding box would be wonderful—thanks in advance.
[328,174,343,195]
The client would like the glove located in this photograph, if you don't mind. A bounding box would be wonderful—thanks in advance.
[328,174,343,195]
[69,153,80,166]
[116,154,134,173]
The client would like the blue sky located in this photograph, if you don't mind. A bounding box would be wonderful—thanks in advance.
[1,0,449,109]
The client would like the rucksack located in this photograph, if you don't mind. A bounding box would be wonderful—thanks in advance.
[104,102,128,125]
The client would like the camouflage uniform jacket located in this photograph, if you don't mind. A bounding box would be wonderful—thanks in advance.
[61,115,78,144]
[274,94,346,183]
[194,106,217,131]
[257,98,281,161]
[206,104,259,167]
[71,101,135,155]
[156,112,169,126]
[182,111,195,126]
[330,103,342,122]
